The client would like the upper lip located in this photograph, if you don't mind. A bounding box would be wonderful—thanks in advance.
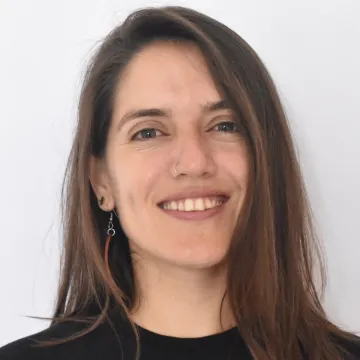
[158,188,230,205]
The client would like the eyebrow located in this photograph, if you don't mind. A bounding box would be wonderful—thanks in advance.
[116,99,229,130]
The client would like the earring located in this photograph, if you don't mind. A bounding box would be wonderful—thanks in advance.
[104,211,115,275]
[98,196,104,207]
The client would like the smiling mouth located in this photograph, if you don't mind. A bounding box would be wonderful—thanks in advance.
[158,196,228,212]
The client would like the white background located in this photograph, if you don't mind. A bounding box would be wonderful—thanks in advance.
[0,0,359,346]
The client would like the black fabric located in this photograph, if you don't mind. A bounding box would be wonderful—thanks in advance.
[1,312,360,360]
[0,313,251,360]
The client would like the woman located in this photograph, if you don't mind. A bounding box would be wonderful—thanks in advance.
[0,5,359,360]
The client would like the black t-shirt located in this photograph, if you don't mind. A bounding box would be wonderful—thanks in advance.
[0,313,360,360]
[0,314,251,360]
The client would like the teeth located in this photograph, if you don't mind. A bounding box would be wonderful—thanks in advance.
[195,198,205,211]
[205,198,212,209]
[185,199,194,211]
[161,197,225,211]
[178,201,185,211]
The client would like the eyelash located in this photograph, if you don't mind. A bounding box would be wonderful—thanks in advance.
[131,121,238,141]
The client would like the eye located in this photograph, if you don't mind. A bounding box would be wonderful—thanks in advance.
[131,128,163,141]
[213,121,238,133]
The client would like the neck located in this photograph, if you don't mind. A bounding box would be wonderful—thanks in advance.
[129,255,236,338]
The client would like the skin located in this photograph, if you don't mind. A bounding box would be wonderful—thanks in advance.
[90,41,249,337]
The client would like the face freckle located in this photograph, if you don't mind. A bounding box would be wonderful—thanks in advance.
[102,40,249,269]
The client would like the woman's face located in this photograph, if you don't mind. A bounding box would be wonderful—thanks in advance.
[93,41,249,269]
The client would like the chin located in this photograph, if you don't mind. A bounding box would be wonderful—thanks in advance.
[166,249,229,270]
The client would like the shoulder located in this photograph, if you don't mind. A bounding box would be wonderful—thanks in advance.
[0,320,125,360]
[0,321,89,360]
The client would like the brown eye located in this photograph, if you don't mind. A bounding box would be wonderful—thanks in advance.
[214,122,238,133]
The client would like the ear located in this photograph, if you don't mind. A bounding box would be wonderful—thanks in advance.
[89,156,115,211]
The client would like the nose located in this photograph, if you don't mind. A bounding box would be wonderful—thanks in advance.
[171,133,216,178]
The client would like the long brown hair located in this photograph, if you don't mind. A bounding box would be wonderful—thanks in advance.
[44,5,358,360]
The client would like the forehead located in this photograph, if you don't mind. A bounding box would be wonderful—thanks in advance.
[114,41,221,113]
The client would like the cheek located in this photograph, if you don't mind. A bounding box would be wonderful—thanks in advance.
[108,153,164,242]
[110,169,140,236]
[218,148,249,188]
[108,151,162,211]
[110,168,137,212]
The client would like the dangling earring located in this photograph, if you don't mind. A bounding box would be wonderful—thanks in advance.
[104,211,115,275]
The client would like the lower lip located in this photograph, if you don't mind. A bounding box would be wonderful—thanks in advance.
[158,201,227,221]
